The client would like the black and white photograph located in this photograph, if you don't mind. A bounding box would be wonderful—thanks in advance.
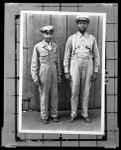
[19,10,106,135]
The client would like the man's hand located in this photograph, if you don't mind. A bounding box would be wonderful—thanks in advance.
[65,73,71,80]
[91,72,98,82]
[34,78,39,85]
[57,75,61,83]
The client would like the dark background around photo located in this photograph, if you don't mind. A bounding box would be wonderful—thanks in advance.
[3,3,118,147]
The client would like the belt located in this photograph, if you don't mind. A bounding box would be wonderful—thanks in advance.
[40,61,56,64]
[71,54,93,59]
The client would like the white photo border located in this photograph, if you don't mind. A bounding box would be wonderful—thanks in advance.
[19,10,106,135]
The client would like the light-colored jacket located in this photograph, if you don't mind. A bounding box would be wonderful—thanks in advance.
[31,40,61,82]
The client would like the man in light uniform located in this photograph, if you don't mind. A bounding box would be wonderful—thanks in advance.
[31,25,61,124]
[63,15,100,123]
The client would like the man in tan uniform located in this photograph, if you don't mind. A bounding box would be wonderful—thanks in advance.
[63,15,100,123]
[31,25,61,124]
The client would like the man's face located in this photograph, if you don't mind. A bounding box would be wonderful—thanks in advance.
[77,20,88,33]
[43,31,53,43]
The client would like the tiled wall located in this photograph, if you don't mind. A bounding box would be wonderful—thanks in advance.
[3,3,118,147]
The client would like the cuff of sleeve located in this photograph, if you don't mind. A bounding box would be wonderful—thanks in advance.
[33,74,38,81]
[64,67,69,73]
[93,67,98,72]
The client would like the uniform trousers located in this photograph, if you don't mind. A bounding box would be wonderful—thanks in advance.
[38,62,58,120]
[70,56,93,119]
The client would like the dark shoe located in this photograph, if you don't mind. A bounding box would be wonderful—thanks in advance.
[81,115,91,123]
[53,117,59,122]
[69,117,74,123]
[43,119,49,124]
[85,117,91,123]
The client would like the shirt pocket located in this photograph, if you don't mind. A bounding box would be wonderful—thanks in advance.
[85,44,91,49]
[74,45,80,53]
[40,52,49,57]
[75,45,80,49]
[39,52,49,62]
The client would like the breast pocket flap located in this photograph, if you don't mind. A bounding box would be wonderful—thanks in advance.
[40,53,48,57]
[85,45,91,50]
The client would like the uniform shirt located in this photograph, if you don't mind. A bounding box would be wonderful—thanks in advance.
[31,40,61,82]
[63,31,100,73]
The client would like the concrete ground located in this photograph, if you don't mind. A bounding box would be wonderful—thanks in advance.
[22,109,101,132]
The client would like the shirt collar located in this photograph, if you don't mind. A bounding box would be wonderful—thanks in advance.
[41,40,55,47]
[76,31,88,38]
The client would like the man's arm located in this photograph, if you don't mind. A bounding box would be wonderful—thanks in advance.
[92,37,100,72]
[63,36,72,78]
[91,37,100,81]
[31,45,39,85]
[56,45,62,83]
